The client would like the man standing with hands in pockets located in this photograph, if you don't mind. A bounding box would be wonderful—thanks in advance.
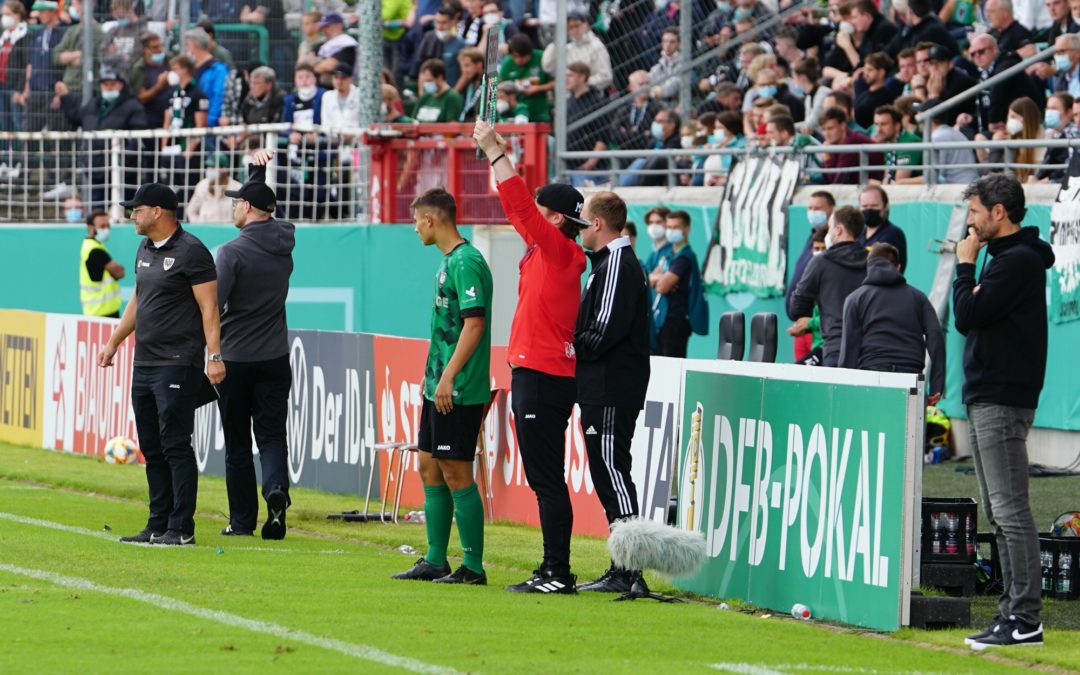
[97,183,224,546]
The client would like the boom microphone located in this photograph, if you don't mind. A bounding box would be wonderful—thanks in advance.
[608,517,706,602]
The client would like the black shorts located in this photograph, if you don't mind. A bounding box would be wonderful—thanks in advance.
[418,398,485,461]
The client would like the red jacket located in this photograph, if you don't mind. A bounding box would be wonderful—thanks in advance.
[498,175,586,378]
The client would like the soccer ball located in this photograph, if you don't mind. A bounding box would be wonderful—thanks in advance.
[103,437,140,465]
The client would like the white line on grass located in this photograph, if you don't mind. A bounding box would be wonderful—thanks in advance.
[0,562,460,674]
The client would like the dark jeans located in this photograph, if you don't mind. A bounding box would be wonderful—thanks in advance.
[657,316,691,358]
[967,403,1041,625]
[131,365,202,535]
[579,403,640,524]
[216,355,292,532]
[511,367,576,575]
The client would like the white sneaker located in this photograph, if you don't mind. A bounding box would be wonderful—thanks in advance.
[43,182,76,199]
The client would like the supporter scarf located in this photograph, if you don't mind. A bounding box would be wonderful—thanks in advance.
[317,32,357,59]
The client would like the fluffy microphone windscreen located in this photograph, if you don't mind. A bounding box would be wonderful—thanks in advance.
[608,517,706,579]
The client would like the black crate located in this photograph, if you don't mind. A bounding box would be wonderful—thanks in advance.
[922,498,978,565]
[1039,536,1080,600]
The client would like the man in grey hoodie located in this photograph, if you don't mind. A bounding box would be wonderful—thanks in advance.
[216,152,296,540]
[788,205,869,367]
[839,243,945,403]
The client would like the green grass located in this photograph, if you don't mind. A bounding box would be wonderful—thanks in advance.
[0,445,1077,673]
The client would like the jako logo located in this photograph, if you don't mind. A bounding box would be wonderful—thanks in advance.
[288,337,308,483]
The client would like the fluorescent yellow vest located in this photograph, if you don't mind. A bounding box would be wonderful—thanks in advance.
[80,238,122,316]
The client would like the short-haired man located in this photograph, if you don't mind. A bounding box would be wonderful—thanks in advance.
[858,185,907,272]
[819,107,883,184]
[925,45,977,125]
[216,152,296,539]
[499,33,553,122]
[541,10,613,90]
[650,210,705,358]
[787,191,835,361]
[314,12,358,78]
[130,31,172,129]
[574,190,652,593]
[985,0,1035,59]
[184,28,228,128]
[956,173,1054,651]
[80,210,125,317]
[873,105,921,183]
[393,188,493,585]
[788,205,869,367]
[839,242,944,402]
[414,58,464,123]
[853,52,902,129]
[98,183,224,546]
[413,5,466,85]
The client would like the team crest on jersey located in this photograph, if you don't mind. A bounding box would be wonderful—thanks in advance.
[565,342,575,358]
[163,257,175,271]
[438,271,447,286]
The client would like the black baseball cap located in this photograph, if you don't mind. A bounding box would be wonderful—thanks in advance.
[121,182,178,210]
[331,62,353,77]
[536,183,588,226]
[927,45,953,62]
[225,181,277,212]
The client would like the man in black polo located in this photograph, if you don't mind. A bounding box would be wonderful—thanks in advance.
[98,183,224,547]
[216,155,296,540]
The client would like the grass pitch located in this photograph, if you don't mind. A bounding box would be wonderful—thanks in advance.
[1,444,1078,673]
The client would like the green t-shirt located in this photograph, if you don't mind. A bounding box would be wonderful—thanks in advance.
[497,50,552,122]
[382,0,412,41]
[424,241,493,406]
[497,101,530,123]
[886,129,923,175]
[413,88,464,123]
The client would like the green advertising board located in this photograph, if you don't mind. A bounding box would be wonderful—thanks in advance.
[674,361,920,631]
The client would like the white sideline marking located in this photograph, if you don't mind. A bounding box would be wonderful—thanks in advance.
[0,512,349,555]
[0,562,458,674]
[711,665,958,675]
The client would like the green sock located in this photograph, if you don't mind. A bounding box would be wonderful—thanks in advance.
[423,484,453,567]
[452,484,485,574]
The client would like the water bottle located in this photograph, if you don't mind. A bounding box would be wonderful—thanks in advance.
[964,513,976,557]
[944,513,959,555]
[1042,551,1054,592]
[791,603,811,620]
[1058,552,1073,596]
[931,512,943,555]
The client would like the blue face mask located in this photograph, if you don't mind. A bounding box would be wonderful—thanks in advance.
[64,208,83,223]
[116,18,129,27]
[666,228,684,244]
[1056,53,1073,73]
[757,85,777,98]
[787,83,805,97]
[69,5,79,20]
[708,129,726,144]
[715,1,732,13]
[733,8,753,21]
[650,121,664,139]
[101,89,120,102]
[423,81,437,95]
[1046,109,1062,128]
[808,209,828,227]
[150,52,165,64]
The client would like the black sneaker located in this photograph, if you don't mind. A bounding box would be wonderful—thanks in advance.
[220,525,254,536]
[506,568,577,594]
[119,528,163,543]
[433,565,488,585]
[150,530,196,546]
[578,566,635,593]
[970,617,1043,651]
[965,615,1005,646]
[392,558,452,581]
[262,489,288,540]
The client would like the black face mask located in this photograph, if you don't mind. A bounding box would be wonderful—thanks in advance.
[862,209,883,228]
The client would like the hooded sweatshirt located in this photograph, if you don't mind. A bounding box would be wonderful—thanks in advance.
[216,215,296,362]
[788,240,868,356]
[839,257,945,395]
[953,226,1055,409]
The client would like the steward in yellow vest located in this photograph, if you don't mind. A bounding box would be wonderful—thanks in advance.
[80,211,125,317]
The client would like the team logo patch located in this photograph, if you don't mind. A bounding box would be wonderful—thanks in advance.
[438,271,447,286]
[565,342,575,358]
[163,257,175,271]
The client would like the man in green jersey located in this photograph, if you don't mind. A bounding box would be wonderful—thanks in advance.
[393,187,493,586]
[498,34,553,122]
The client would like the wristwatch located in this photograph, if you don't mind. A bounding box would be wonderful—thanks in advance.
[208,353,223,362]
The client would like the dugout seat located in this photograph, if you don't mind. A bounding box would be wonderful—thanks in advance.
[716,311,745,360]
[747,313,778,363]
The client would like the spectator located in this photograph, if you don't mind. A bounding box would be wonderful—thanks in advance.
[650,209,706,358]
[921,98,980,184]
[412,58,463,122]
[280,63,327,217]
[499,34,552,123]
[186,154,242,223]
[239,65,283,125]
[457,0,484,47]
[853,52,902,129]
[186,28,228,129]
[283,62,324,134]
[895,48,918,96]
[218,62,253,128]
[1038,0,1078,44]
[773,26,805,66]
[297,10,323,65]
[478,0,519,53]
[321,62,359,132]
[824,89,869,134]
[381,82,413,122]
[620,106,680,187]
[0,0,29,144]
[454,47,484,122]
[564,61,609,187]
[788,205,868,367]
[793,57,831,133]
[857,185,907,271]
[238,0,289,79]
[747,66,805,122]
[314,12,358,79]
[99,0,145,79]
[873,105,921,184]
[643,206,672,276]
[980,97,1044,181]
[884,0,958,58]
[831,0,898,74]
[26,0,65,133]
[648,27,681,107]
[195,19,236,71]
[1053,32,1080,97]
[697,81,743,116]
[895,95,923,137]
[790,225,828,366]
[969,33,1040,136]
[839,242,945,401]
[986,0,1035,59]
[1034,92,1080,181]
[53,0,103,98]
[130,31,171,130]
[925,45,977,126]
[787,189,836,362]
[819,106,882,184]
[161,54,208,205]
[940,0,979,39]
[611,69,660,151]
[705,110,745,179]
[495,80,529,122]
[541,10,612,90]
[414,5,466,86]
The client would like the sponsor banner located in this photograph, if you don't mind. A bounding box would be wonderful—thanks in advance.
[1051,156,1080,324]
[629,356,682,525]
[674,361,918,631]
[702,156,799,298]
[0,309,45,447]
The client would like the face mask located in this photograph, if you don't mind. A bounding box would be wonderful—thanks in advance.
[680,135,694,149]
[150,52,165,64]
[708,130,726,144]
[483,12,500,25]
[647,224,666,240]
[1006,117,1024,135]
[1,16,16,30]
[496,99,510,114]
[788,82,805,97]
[380,101,389,116]
[298,85,317,100]
[839,20,855,34]
[69,5,79,20]
[207,168,225,181]
[861,208,883,228]
[101,89,120,102]
[435,29,451,41]
[757,85,777,98]
[715,1,732,13]
[94,227,111,243]
[1056,53,1073,72]
[655,0,669,8]
[1046,109,1062,128]
[824,229,835,249]
[167,71,180,86]
[423,81,437,95]
[65,208,83,223]
[733,8,752,21]
[665,228,685,244]
[116,18,129,27]
[650,121,664,138]
[812,249,824,256]
[808,209,828,227]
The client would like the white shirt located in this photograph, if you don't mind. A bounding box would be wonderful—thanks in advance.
[320,86,361,132]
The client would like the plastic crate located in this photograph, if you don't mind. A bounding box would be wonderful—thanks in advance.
[922,498,978,565]
[1039,536,1080,600]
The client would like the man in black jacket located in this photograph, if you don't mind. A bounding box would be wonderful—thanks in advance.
[573,191,652,594]
[969,33,1041,136]
[885,0,957,58]
[216,151,296,540]
[956,173,1054,651]
[839,243,944,401]
[851,0,898,61]
[926,46,977,125]
[788,205,869,367]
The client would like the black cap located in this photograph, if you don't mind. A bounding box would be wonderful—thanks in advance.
[225,181,277,212]
[121,182,177,210]
[927,45,952,62]
[331,61,353,77]
[536,183,588,226]
[567,9,590,22]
